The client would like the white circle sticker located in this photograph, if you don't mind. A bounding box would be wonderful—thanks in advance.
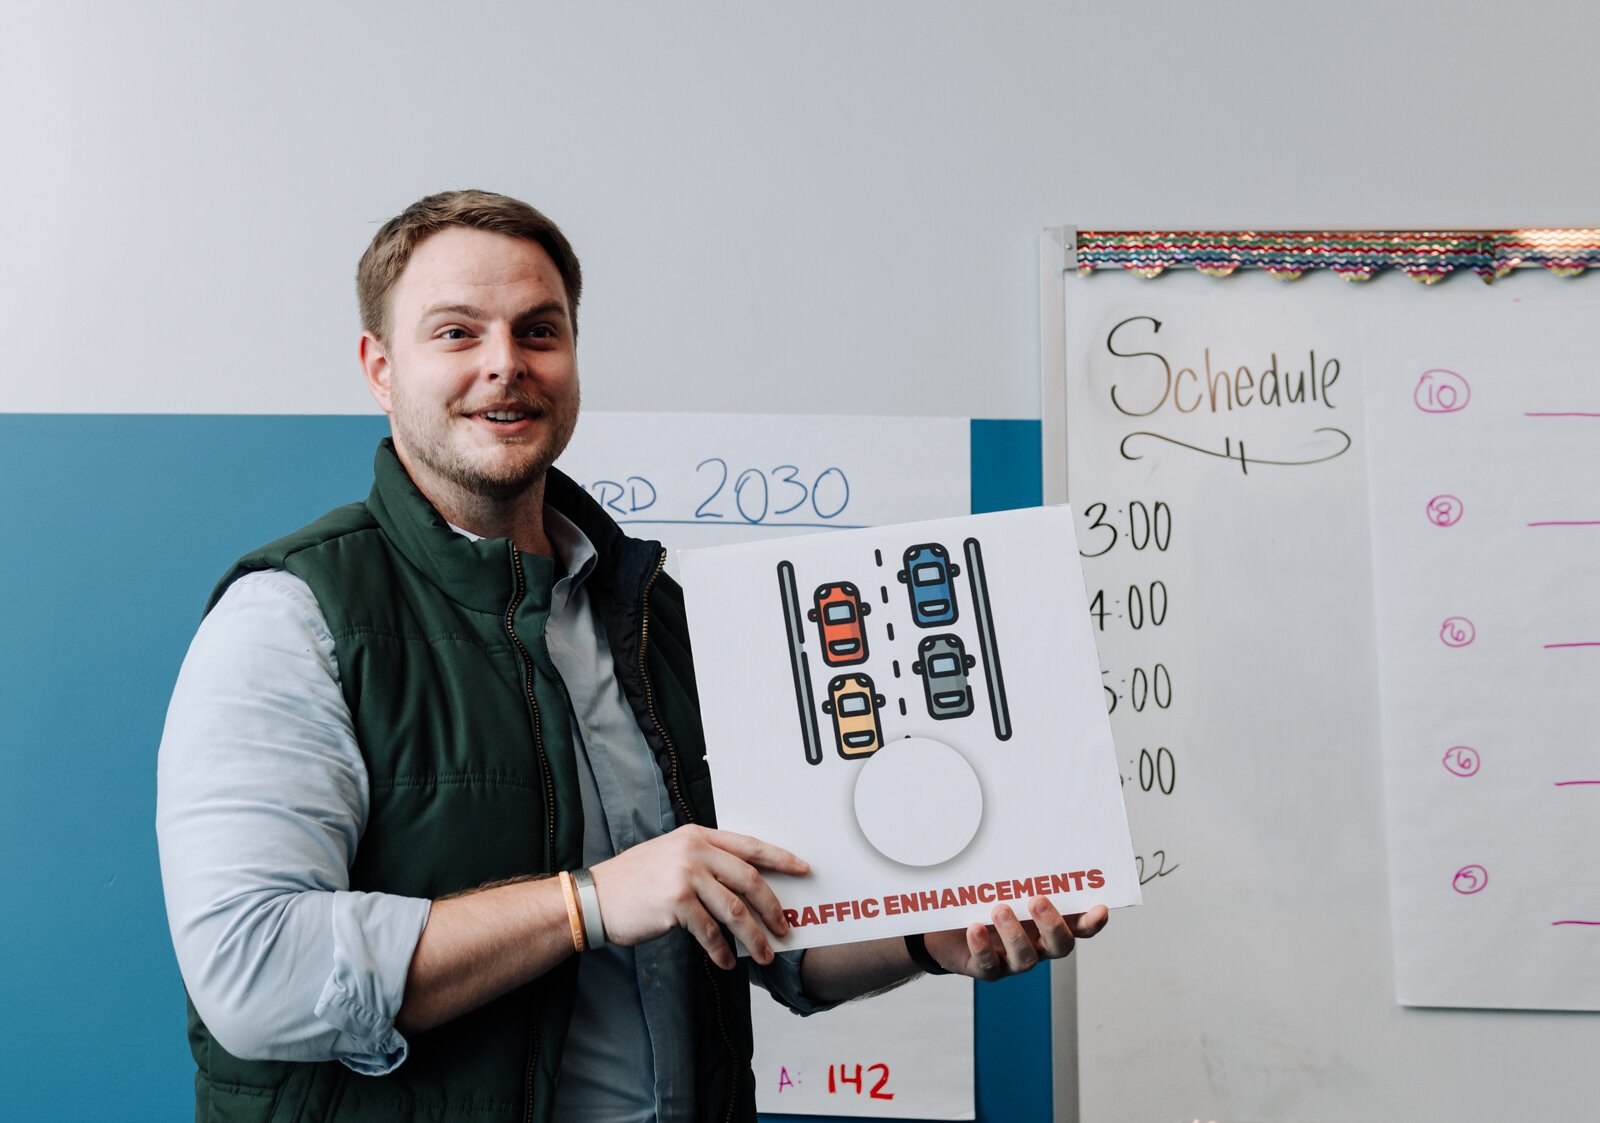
[853,737,983,866]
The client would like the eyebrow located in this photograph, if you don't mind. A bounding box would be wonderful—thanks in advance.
[420,300,569,324]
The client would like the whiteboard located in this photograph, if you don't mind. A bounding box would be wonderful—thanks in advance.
[1042,255,1600,1121]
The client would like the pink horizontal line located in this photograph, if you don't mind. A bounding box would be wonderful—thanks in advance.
[1529,520,1600,527]
[1553,920,1600,926]
[1555,780,1600,786]
[1526,411,1600,417]
[1546,642,1600,649]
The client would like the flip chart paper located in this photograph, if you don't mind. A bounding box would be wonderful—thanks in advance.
[749,974,976,1120]
[1365,303,1600,1009]
[553,410,970,557]
[556,410,978,1117]
[679,505,1141,956]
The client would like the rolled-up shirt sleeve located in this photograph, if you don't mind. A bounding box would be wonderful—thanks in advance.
[156,570,431,1075]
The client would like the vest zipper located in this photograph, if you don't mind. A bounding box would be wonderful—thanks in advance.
[636,548,740,1122]
[504,542,555,1123]
[638,548,693,827]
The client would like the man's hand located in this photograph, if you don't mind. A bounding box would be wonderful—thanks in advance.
[590,824,809,969]
[925,897,1109,980]
[799,897,1108,1003]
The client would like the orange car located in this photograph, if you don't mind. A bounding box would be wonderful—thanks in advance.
[808,582,871,666]
[822,674,886,758]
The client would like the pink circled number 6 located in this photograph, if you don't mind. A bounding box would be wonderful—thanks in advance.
[1442,746,1480,777]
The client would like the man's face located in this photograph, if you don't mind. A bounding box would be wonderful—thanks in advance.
[361,226,579,505]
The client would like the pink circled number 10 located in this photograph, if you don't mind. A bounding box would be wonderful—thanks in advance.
[1415,369,1472,413]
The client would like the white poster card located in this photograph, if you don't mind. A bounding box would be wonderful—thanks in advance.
[555,411,980,1117]
[1365,302,1600,1009]
[678,506,1140,954]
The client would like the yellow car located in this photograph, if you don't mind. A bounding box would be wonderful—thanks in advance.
[821,674,886,759]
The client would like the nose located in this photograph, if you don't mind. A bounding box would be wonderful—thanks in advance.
[484,324,527,382]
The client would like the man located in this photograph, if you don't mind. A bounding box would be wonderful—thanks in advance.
[157,189,1106,1122]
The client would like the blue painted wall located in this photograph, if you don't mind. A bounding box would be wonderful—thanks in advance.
[0,415,1044,1122]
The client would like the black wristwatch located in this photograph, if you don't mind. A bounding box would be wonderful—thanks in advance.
[904,932,949,975]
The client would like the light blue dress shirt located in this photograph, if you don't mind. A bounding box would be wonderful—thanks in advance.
[157,510,811,1122]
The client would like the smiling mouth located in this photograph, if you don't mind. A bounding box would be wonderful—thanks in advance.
[473,405,546,426]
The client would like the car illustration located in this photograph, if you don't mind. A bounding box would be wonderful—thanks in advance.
[807,582,871,666]
[897,543,961,627]
[821,673,886,758]
[911,633,977,719]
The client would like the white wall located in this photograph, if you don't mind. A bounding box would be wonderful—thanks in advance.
[7,0,1593,419]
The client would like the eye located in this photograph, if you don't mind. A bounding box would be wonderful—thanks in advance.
[440,327,469,341]
[521,323,558,339]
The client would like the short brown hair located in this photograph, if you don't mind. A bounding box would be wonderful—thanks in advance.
[356,189,583,342]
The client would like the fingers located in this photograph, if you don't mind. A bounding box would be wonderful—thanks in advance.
[1071,903,1110,938]
[700,827,811,877]
[954,897,1109,982]
[993,905,1041,973]
[592,825,807,970]
[1028,897,1076,959]
[691,846,792,966]
[965,922,1003,979]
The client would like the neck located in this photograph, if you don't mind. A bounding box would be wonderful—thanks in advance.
[446,485,553,557]
[404,462,554,557]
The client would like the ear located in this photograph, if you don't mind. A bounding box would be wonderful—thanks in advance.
[359,331,395,414]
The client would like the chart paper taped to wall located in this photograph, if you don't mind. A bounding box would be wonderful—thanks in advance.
[1365,304,1600,1009]
[556,410,981,1117]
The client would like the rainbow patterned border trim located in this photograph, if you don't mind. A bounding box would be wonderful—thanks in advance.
[1074,230,1600,283]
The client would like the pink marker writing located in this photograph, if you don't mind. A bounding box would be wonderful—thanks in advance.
[1452,865,1488,895]
[1415,369,1471,414]
[1442,746,1480,777]
[1426,495,1464,527]
[1440,617,1476,648]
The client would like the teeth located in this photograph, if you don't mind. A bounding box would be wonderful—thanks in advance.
[484,410,528,422]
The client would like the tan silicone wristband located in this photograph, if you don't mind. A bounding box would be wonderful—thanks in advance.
[558,870,587,952]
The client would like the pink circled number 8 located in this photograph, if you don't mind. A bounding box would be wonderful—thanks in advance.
[1426,495,1464,527]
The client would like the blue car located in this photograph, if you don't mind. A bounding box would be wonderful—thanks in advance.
[897,543,961,627]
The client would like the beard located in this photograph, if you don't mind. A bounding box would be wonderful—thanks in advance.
[388,377,580,505]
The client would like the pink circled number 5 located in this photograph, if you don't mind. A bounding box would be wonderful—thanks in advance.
[1415,369,1471,413]
[1452,865,1488,894]
[1426,495,1464,527]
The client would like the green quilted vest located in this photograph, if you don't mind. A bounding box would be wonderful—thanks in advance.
[183,441,755,1122]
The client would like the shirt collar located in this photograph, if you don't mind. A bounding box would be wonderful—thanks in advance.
[445,507,599,591]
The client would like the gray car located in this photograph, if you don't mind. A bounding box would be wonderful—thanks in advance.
[911,633,977,719]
